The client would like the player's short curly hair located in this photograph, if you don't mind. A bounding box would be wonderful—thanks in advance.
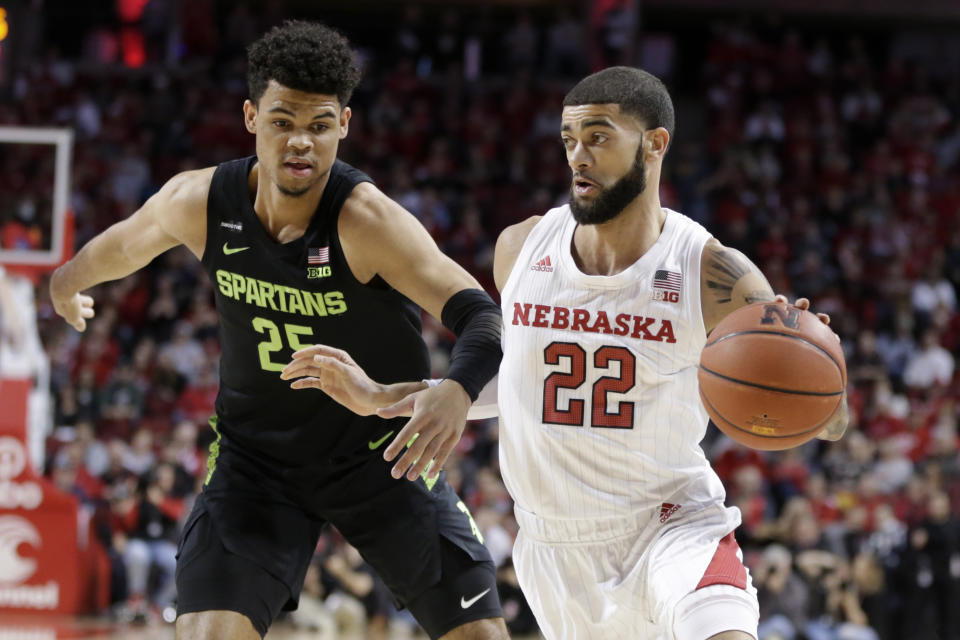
[247,20,362,107]
[563,66,675,139]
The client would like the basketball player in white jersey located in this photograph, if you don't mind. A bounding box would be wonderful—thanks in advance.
[283,66,848,639]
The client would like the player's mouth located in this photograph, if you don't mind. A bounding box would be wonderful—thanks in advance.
[573,177,599,197]
[284,158,314,178]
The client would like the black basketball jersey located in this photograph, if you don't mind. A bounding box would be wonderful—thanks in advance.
[201,157,430,466]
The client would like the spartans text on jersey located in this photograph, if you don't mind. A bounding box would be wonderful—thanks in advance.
[216,269,347,316]
[511,302,676,343]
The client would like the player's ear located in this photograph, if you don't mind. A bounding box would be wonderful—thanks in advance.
[645,127,670,158]
[339,106,351,140]
[243,100,257,134]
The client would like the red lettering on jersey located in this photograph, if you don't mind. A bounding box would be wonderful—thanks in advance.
[631,316,655,340]
[614,313,631,336]
[591,310,613,334]
[552,306,570,329]
[512,303,532,326]
[655,319,677,344]
[532,304,551,328]
[511,301,675,344]
[571,308,591,332]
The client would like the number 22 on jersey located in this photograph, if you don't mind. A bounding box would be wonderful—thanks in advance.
[542,342,636,428]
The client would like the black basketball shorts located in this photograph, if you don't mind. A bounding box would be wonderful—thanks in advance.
[175,438,501,638]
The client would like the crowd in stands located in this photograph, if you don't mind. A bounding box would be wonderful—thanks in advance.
[1,3,958,639]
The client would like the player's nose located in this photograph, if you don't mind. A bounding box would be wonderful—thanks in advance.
[568,141,592,170]
[287,132,313,153]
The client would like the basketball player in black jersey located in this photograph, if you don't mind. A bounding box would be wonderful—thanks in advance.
[49,21,507,640]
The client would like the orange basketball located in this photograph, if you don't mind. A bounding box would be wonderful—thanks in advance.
[697,301,846,450]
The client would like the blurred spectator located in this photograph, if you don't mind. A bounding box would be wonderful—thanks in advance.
[755,544,809,639]
[319,541,400,640]
[912,258,957,319]
[903,329,954,389]
[157,321,205,383]
[100,359,145,422]
[123,428,156,477]
[113,463,184,621]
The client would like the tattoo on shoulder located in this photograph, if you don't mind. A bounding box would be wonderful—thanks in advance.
[704,247,771,304]
[745,290,774,304]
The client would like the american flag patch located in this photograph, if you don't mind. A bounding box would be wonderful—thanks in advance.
[308,247,329,265]
[653,269,682,292]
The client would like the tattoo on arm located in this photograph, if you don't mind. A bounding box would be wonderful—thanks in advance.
[704,247,773,304]
[745,289,774,304]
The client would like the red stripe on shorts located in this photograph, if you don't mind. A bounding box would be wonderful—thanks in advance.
[695,532,747,590]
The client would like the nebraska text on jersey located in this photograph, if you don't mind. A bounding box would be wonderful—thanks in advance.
[511,302,677,343]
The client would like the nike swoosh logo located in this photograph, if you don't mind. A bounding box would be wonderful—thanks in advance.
[223,243,250,255]
[368,431,394,450]
[460,588,491,609]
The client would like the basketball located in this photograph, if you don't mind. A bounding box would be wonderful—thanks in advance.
[698,302,847,450]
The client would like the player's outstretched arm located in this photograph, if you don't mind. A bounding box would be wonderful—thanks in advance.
[700,239,848,440]
[49,168,212,331]
[281,343,428,415]
[281,345,500,419]
[329,183,502,480]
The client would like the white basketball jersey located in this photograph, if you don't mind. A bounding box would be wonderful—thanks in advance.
[498,205,728,521]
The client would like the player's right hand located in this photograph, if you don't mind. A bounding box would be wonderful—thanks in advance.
[378,379,472,481]
[51,290,96,332]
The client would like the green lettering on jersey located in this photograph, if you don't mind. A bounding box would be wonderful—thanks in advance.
[216,270,233,298]
[244,277,263,306]
[305,292,328,317]
[324,291,347,315]
[214,269,346,319]
[456,500,484,544]
[252,317,285,371]
[287,288,306,315]
[230,272,245,300]
[284,323,313,351]
[259,280,278,311]
[275,286,289,313]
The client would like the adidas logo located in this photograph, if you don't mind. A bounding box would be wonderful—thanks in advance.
[659,502,681,523]
[531,256,553,272]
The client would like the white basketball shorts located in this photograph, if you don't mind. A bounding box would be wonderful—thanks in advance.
[512,503,759,640]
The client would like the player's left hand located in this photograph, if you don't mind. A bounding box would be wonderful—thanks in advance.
[281,344,387,416]
[377,380,472,481]
[775,295,848,441]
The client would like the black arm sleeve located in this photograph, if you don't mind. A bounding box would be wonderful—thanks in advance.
[440,288,503,401]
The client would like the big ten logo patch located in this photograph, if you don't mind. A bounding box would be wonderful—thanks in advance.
[307,265,332,279]
[652,290,680,303]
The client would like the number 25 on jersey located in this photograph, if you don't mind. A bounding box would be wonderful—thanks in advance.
[253,317,313,372]
[543,342,636,429]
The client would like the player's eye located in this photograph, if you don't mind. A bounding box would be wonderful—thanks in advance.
[273,120,289,128]
[313,124,329,133]
[592,133,607,144]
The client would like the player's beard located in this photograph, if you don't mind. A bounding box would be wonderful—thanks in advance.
[569,145,646,225]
